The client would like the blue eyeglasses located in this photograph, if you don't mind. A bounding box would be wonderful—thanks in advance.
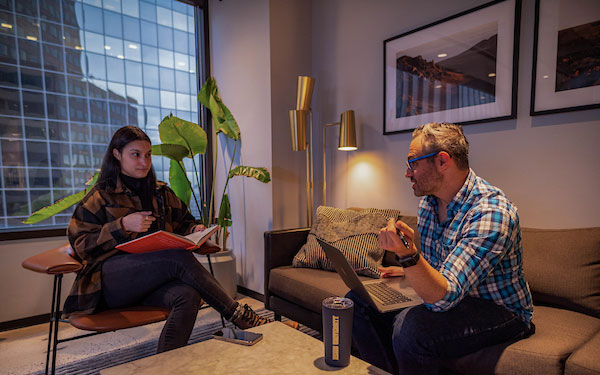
[406,151,440,172]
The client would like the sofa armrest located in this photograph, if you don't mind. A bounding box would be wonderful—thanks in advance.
[264,228,310,308]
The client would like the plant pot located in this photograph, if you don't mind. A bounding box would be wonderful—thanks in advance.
[195,249,237,299]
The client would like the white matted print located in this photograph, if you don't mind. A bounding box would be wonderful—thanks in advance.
[531,0,600,115]
[384,0,520,134]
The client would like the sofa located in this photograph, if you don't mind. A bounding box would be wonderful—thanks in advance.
[264,215,600,375]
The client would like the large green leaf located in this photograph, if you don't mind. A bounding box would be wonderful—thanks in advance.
[23,173,100,224]
[217,193,232,228]
[85,173,99,185]
[151,143,189,162]
[157,114,208,157]
[198,78,241,140]
[228,166,271,183]
[169,159,191,206]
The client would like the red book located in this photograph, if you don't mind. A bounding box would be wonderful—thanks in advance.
[116,225,219,253]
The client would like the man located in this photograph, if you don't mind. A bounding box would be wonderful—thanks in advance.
[348,123,534,374]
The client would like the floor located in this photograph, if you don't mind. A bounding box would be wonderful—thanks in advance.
[0,295,264,375]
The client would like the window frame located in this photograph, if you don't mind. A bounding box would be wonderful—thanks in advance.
[0,0,212,241]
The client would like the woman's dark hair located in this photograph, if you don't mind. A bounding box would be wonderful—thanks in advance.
[98,126,156,190]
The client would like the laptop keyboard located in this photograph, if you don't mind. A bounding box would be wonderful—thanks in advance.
[365,282,412,306]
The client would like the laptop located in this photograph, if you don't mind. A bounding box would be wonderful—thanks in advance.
[317,237,422,313]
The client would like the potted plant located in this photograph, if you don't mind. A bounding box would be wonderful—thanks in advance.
[25,78,270,254]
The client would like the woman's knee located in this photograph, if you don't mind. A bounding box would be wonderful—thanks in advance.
[168,284,203,311]
[167,248,197,263]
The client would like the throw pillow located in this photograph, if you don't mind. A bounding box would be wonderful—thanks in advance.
[292,206,401,278]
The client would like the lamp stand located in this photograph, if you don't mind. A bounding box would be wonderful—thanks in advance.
[322,122,338,207]
[306,111,314,227]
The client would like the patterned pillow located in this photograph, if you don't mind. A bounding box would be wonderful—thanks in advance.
[292,206,401,278]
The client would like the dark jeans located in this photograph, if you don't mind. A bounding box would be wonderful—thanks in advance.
[102,249,238,353]
[346,291,533,374]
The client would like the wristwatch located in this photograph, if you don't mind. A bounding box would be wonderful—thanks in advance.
[395,249,420,268]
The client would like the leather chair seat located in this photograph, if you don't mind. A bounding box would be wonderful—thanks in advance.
[69,306,172,332]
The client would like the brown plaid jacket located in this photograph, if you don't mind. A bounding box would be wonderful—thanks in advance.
[63,177,198,316]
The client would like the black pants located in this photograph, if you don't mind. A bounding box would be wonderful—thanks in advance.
[348,291,533,374]
[101,249,238,352]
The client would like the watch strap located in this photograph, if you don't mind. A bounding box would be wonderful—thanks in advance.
[396,249,420,268]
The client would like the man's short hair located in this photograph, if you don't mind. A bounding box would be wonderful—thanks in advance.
[412,123,469,170]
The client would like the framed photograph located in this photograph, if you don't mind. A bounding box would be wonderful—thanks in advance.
[531,0,600,115]
[384,0,520,134]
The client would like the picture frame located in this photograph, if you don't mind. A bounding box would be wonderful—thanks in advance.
[383,0,520,134]
[530,0,600,115]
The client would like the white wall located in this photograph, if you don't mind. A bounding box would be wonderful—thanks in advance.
[209,0,273,293]
[311,0,600,229]
[269,0,313,231]
[0,236,74,323]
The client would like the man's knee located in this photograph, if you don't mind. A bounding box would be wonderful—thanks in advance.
[392,306,432,357]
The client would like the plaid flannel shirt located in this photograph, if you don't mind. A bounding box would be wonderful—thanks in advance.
[418,170,533,325]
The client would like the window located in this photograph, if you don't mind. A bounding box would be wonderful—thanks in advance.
[0,0,207,235]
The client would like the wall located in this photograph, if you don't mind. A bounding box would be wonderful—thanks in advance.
[208,0,273,293]
[208,0,313,294]
[269,0,313,230]
[311,0,600,229]
[0,236,74,323]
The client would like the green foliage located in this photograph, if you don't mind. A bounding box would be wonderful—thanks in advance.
[23,173,99,224]
[151,143,190,161]
[157,114,208,156]
[198,77,240,140]
[151,142,194,205]
[169,159,191,206]
[229,166,271,183]
[217,194,232,228]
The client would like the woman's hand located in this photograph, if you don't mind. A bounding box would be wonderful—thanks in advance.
[192,224,206,233]
[122,211,155,233]
[378,266,405,278]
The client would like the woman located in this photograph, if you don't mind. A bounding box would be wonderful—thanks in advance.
[63,126,272,352]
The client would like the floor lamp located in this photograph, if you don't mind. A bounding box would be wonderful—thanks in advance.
[322,110,358,206]
[289,76,315,227]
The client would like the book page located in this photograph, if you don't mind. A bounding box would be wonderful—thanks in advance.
[185,225,219,244]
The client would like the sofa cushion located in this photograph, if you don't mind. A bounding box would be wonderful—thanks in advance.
[521,227,600,317]
[565,329,600,375]
[269,266,372,314]
[292,206,402,278]
[443,305,600,375]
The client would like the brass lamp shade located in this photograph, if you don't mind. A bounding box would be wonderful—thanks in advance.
[338,110,357,151]
[289,109,308,151]
[296,76,315,111]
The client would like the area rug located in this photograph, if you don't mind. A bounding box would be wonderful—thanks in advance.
[30,309,320,375]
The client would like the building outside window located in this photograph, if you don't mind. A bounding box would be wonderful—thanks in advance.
[0,0,206,233]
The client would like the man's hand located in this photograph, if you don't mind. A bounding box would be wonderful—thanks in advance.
[378,218,417,257]
[378,266,405,278]
[122,211,155,233]
[192,224,206,233]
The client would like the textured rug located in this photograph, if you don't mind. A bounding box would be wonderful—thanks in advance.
[29,309,320,375]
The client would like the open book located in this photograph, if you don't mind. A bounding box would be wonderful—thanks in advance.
[116,225,219,253]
